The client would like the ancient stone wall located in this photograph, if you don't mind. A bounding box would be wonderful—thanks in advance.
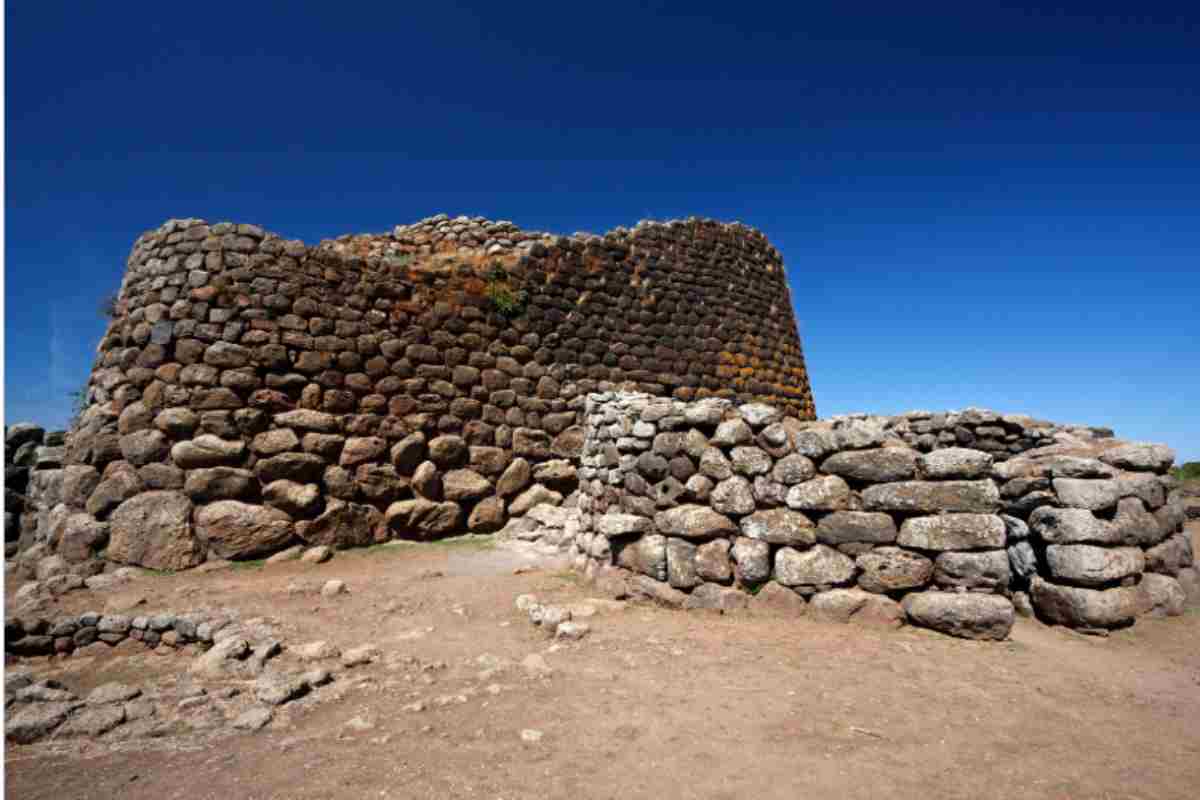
[560,393,1195,638]
[40,214,813,571]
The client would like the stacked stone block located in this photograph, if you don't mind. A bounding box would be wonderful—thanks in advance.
[40,214,813,572]
[5,424,68,557]
[568,393,1194,639]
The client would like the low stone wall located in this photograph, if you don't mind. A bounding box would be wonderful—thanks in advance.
[559,393,1195,639]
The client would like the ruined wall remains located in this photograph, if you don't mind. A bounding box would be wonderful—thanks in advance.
[554,393,1195,639]
[40,215,814,571]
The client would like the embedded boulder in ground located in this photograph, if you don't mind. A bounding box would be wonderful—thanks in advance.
[107,491,203,571]
[384,498,462,539]
[901,591,1015,640]
[1136,573,1186,617]
[194,501,294,560]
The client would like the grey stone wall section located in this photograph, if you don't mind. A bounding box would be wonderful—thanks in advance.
[565,393,1193,640]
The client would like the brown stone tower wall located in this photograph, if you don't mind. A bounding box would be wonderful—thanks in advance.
[56,214,814,569]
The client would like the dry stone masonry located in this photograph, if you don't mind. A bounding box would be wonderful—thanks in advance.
[21,215,813,575]
[555,393,1195,639]
[6,212,1196,643]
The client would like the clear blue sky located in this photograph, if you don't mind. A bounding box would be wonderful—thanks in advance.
[5,2,1198,462]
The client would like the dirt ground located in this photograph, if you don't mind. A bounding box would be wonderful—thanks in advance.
[6,522,1200,800]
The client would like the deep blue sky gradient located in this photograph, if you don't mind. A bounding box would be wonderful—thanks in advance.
[6,2,1199,460]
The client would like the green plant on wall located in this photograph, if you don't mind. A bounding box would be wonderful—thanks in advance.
[484,263,528,318]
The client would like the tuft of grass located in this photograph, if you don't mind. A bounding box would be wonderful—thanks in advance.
[230,559,267,572]
[483,264,527,318]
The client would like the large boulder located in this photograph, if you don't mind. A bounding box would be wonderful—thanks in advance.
[615,534,667,581]
[384,498,462,540]
[901,592,1014,640]
[442,469,492,502]
[1045,544,1144,587]
[194,501,294,560]
[1136,573,1186,617]
[262,480,321,517]
[1029,507,1121,545]
[302,500,384,548]
[897,514,1005,550]
[654,505,737,540]
[107,491,203,571]
[772,544,855,588]
[855,547,933,593]
[1144,533,1194,576]
[808,588,903,628]
[784,476,852,511]
[740,508,816,546]
[820,448,918,483]
[170,435,246,469]
[933,550,1011,591]
[1052,479,1122,511]
[816,511,897,545]
[916,448,993,480]
[184,467,256,502]
[862,480,999,513]
[1099,443,1175,472]
[1030,576,1140,628]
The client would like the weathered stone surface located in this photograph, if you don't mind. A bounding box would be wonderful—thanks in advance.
[731,536,771,583]
[595,514,652,537]
[509,485,562,516]
[303,500,383,548]
[467,496,506,532]
[773,544,856,587]
[729,446,772,476]
[1099,443,1175,472]
[339,436,388,468]
[263,480,321,517]
[1008,540,1037,580]
[684,582,749,612]
[384,498,461,539]
[442,469,492,502]
[85,466,145,518]
[512,428,551,460]
[1136,573,1185,617]
[1052,478,1122,511]
[184,467,256,501]
[855,547,933,593]
[784,476,852,511]
[61,465,102,509]
[816,511,897,545]
[1111,497,1164,547]
[740,508,815,546]
[390,432,426,473]
[195,501,293,560]
[821,448,918,483]
[712,418,753,446]
[274,409,340,433]
[616,534,667,581]
[1029,507,1120,545]
[933,550,1011,591]
[771,454,815,485]
[653,505,737,540]
[862,481,999,513]
[411,461,442,500]
[711,476,755,515]
[1144,533,1193,576]
[897,514,1005,551]
[1030,576,1140,628]
[751,582,808,615]
[916,448,993,480]
[5,701,78,743]
[171,434,246,469]
[901,592,1014,640]
[809,588,903,627]
[695,538,733,583]
[255,452,325,484]
[57,513,109,562]
[108,491,202,570]
[119,429,170,467]
[1045,544,1144,587]
[496,457,532,497]
[666,538,700,588]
